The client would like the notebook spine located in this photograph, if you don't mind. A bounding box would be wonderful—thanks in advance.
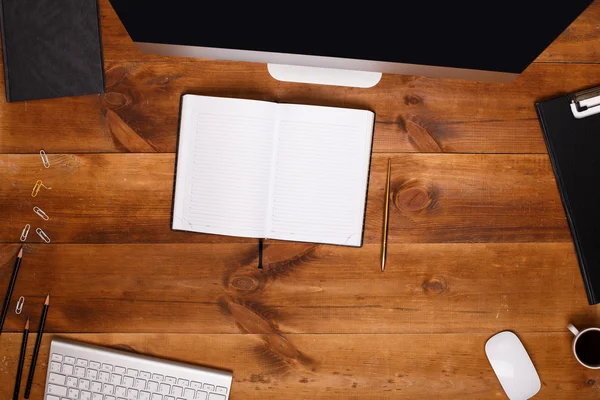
[0,0,11,102]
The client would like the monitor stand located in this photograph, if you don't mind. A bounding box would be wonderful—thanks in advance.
[267,64,382,88]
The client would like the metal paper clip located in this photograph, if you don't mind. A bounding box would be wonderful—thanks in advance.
[36,228,51,243]
[40,150,50,168]
[15,296,24,315]
[20,224,31,241]
[33,206,49,221]
[31,180,51,197]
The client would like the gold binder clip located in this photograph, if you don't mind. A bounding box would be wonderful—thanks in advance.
[33,206,49,221]
[20,224,31,242]
[36,228,51,243]
[40,150,50,168]
[31,180,51,197]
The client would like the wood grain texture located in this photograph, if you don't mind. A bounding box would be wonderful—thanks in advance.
[1,62,600,154]
[1,333,599,400]
[0,154,569,244]
[1,2,600,399]
[0,243,594,335]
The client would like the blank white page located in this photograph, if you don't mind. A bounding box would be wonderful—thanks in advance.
[267,104,374,246]
[172,95,276,238]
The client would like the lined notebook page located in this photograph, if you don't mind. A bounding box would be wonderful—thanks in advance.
[267,104,374,246]
[172,95,276,238]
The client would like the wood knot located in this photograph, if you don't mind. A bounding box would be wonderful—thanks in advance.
[229,276,260,293]
[104,65,129,88]
[393,181,435,213]
[404,95,423,106]
[266,334,301,360]
[587,379,596,386]
[103,92,130,108]
[423,275,448,295]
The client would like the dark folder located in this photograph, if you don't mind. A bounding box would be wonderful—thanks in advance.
[0,0,105,102]
[536,86,600,305]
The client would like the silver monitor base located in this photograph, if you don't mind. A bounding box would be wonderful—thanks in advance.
[267,64,382,88]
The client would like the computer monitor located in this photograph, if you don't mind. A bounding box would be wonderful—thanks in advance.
[109,1,593,87]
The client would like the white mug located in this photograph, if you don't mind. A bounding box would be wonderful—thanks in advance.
[568,324,600,369]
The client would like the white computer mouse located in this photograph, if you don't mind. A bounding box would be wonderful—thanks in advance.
[485,331,541,400]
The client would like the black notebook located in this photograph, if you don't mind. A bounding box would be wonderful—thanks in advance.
[0,0,105,102]
[172,95,375,247]
[536,86,600,305]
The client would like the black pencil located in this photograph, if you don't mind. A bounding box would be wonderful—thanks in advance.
[0,247,23,334]
[13,317,29,400]
[24,294,49,399]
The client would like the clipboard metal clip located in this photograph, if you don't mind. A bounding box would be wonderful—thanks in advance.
[570,86,600,119]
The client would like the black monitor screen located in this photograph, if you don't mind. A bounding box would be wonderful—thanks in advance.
[109,1,593,73]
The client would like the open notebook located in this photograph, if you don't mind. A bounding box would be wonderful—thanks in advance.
[172,95,375,247]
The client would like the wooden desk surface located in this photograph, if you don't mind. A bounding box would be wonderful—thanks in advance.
[1,1,600,398]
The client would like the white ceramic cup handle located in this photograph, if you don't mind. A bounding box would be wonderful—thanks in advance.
[568,324,580,336]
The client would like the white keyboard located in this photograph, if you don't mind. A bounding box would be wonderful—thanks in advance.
[44,338,232,400]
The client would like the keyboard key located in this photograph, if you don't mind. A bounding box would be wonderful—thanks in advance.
[68,388,80,399]
[52,354,64,362]
[171,387,183,397]
[79,379,90,390]
[65,356,76,364]
[123,376,134,387]
[165,377,177,385]
[160,384,171,394]
[67,377,79,387]
[112,374,123,385]
[99,371,110,382]
[102,364,114,372]
[195,392,207,400]
[115,366,126,375]
[77,359,89,367]
[90,381,102,392]
[81,391,91,400]
[165,397,174,400]
[92,394,103,400]
[47,395,60,400]
[49,372,67,385]
[215,387,227,395]
[103,384,115,395]
[116,386,127,397]
[139,392,150,400]
[89,361,101,370]
[151,395,162,400]
[139,371,151,380]
[63,364,74,375]
[152,374,164,382]
[106,397,116,400]
[51,361,62,372]
[190,382,202,390]
[147,381,159,392]
[177,379,188,387]
[127,369,138,377]
[127,389,138,400]
[134,379,146,389]
[183,389,194,399]
[75,367,86,377]
[207,395,224,400]
[47,384,68,396]
[87,369,99,380]
[202,384,214,392]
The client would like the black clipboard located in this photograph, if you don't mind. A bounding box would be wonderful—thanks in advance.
[536,86,600,305]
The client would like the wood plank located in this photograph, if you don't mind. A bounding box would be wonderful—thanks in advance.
[1,333,598,399]
[0,242,592,334]
[536,1,600,64]
[1,62,600,154]
[0,154,569,244]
